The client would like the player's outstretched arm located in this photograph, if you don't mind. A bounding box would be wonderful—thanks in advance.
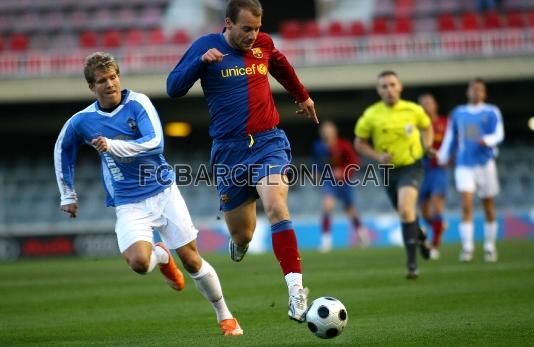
[54,119,79,209]
[295,98,319,124]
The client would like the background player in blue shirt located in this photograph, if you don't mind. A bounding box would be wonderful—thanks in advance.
[54,52,243,336]
[167,0,318,322]
[438,78,504,263]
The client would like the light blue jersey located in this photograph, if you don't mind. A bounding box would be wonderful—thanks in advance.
[438,103,504,167]
[54,89,174,207]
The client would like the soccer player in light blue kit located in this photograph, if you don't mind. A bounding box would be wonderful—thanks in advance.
[54,52,243,336]
[438,78,504,262]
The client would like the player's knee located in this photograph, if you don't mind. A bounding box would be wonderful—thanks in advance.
[177,244,203,273]
[264,199,288,221]
[127,255,150,274]
[398,205,415,222]
[182,254,203,273]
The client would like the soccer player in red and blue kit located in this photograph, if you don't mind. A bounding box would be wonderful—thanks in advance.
[311,121,368,252]
[418,93,449,260]
[166,0,318,322]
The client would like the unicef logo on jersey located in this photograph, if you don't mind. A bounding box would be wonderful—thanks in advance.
[112,135,135,164]
[220,63,267,78]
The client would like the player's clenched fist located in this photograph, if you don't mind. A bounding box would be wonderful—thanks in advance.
[201,48,225,64]
[91,136,108,152]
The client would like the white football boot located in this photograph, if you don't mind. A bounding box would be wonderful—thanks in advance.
[288,286,309,322]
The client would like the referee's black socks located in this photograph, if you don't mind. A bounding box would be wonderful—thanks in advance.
[401,220,419,271]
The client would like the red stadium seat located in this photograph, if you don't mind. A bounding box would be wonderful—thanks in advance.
[0,36,4,51]
[506,12,525,28]
[147,28,166,45]
[103,30,121,48]
[395,0,415,17]
[528,11,534,27]
[437,14,456,32]
[302,21,321,38]
[170,30,190,44]
[393,17,412,34]
[461,12,480,31]
[124,29,143,47]
[327,21,345,37]
[483,11,501,29]
[9,33,29,51]
[279,20,302,39]
[372,17,389,35]
[79,31,98,48]
[348,21,366,37]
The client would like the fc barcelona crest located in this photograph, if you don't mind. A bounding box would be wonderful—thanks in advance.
[251,47,263,59]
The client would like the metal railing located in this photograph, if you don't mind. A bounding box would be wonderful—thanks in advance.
[1,30,533,78]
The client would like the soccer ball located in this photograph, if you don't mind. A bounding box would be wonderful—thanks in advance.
[306,296,348,339]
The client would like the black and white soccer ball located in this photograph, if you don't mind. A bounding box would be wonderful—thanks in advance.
[306,296,348,339]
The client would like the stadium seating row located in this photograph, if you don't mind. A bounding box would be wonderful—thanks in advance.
[2,0,534,52]
[280,11,534,39]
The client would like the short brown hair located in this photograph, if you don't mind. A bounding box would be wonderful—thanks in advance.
[470,77,486,86]
[377,70,398,79]
[226,0,263,23]
[83,52,120,85]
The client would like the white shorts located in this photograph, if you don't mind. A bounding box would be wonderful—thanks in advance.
[454,159,500,198]
[114,184,198,253]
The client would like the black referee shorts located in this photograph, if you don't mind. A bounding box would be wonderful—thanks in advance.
[384,160,424,208]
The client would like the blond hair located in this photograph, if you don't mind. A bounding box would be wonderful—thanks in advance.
[83,52,120,85]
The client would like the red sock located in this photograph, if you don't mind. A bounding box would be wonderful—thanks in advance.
[431,218,444,247]
[271,221,301,275]
[321,214,331,234]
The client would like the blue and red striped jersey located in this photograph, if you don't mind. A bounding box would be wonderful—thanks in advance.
[167,32,309,139]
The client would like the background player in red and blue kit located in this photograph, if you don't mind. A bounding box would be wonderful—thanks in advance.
[166,0,318,322]
[418,93,449,260]
[311,121,368,252]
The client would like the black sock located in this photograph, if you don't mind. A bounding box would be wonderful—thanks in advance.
[402,221,418,270]
[415,216,426,241]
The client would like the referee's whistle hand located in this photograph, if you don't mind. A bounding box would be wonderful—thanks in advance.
[377,153,392,164]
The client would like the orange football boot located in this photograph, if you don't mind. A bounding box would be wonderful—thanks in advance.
[155,242,185,291]
[219,318,243,336]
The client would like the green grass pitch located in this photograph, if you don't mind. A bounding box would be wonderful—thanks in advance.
[1,240,534,346]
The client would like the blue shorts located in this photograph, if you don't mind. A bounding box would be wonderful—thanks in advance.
[321,181,354,209]
[210,128,292,212]
[419,167,448,200]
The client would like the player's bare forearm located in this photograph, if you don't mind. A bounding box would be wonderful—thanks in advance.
[421,126,434,152]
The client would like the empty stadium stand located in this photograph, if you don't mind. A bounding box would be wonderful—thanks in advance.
[1,0,534,78]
